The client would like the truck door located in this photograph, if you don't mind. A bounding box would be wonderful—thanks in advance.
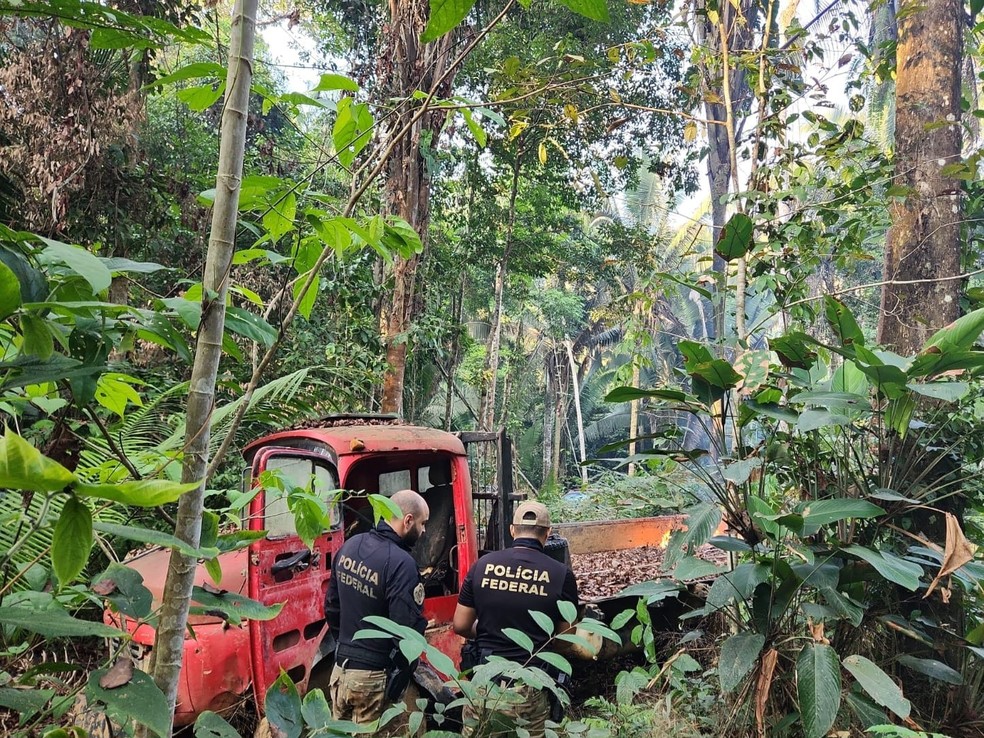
[247,448,342,704]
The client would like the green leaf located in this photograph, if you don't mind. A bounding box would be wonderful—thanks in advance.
[793,391,868,408]
[332,97,374,168]
[460,108,487,147]
[0,428,76,492]
[225,307,278,347]
[665,503,721,568]
[714,212,754,261]
[0,246,47,304]
[824,296,865,347]
[0,686,54,719]
[842,655,911,719]
[421,0,478,41]
[921,307,984,354]
[176,82,225,112]
[93,521,215,560]
[265,671,303,738]
[530,610,555,637]
[557,0,610,22]
[604,386,699,405]
[558,599,578,624]
[769,332,817,369]
[194,710,242,738]
[87,668,171,738]
[846,686,886,728]
[796,409,852,433]
[897,655,963,685]
[38,238,112,293]
[502,627,535,654]
[537,651,572,676]
[0,605,121,638]
[0,260,22,320]
[673,556,726,581]
[842,545,923,591]
[310,73,359,92]
[798,643,842,738]
[906,381,969,402]
[52,497,92,586]
[799,499,884,533]
[151,62,226,87]
[721,458,762,485]
[691,359,743,389]
[190,586,283,626]
[719,633,764,692]
[291,495,327,550]
[20,314,53,359]
[92,562,153,620]
[819,588,864,626]
[76,479,198,507]
[615,579,682,601]
[299,690,333,732]
[263,192,297,241]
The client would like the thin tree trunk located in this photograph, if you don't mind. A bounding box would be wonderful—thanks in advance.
[877,0,962,352]
[564,339,588,485]
[378,0,457,414]
[479,155,522,430]
[542,352,556,487]
[628,359,640,477]
[141,2,256,734]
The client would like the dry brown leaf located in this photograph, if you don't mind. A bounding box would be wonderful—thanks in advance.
[754,648,779,737]
[91,579,117,596]
[924,513,977,599]
[99,657,133,690]
[809,620,828,645]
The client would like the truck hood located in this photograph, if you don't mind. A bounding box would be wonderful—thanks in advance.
[122,547,249,626]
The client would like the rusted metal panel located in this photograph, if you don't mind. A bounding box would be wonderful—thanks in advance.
[554,515,692,554]
[245,425,468,459]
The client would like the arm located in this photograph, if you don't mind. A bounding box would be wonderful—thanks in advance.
[387,554,427,635]
[453,604,478,638]
[325,561,341,633]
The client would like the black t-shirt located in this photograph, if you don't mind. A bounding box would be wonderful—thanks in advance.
[325,521,426,669]
[458,538,579,664]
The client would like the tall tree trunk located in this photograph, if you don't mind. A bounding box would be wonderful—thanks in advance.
[698,0,757,339]
[142,1,256,733]
[378,0,457,414]
[479,156,522,430]
[542,353,556,487]
[564,339,589,485]
[877,0,962,352]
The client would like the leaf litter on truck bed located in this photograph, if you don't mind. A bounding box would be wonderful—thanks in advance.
[571,543,728,600]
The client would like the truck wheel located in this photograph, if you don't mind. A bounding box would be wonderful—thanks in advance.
[65,694,117,738]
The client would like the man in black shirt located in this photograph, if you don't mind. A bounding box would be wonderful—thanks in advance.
[325,489,429,727]
[453,501,579,737]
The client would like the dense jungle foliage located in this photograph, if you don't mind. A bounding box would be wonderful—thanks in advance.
[1,0,984,736]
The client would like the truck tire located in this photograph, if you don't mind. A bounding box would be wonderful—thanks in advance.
[543,534,570,567]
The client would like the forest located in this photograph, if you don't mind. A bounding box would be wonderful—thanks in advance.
[1,0,983,736]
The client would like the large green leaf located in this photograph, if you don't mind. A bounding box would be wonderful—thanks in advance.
[796,409,852,433]
[897,655,963,685]
[502,627,535,654]
[842,545,923,591]
[0,246,48,303]
[20,313,54,359]
[842,655,910,719]
[906,381,970,402]
[706,563,770,609]
[690,359,743,389]
[52,496,92,586]
[719,633,764,692]
[714,212,754,261]
[797,643,842,738]
[87,668,170,738]
[664,503,721,569]
[310,73,359,92]
[190,586,283,626]
[147,62,226,87]
[421,0,478,41]
[93,521,217,559]
[0,605,122,638]
[824,296,864,347]
[0,428,76,492]
[76,478,199,507]
[673,556,726,581]
[798,499,884,535]
[557,0,610,22]
[38,238,112,293]
[194,710,242,738]
[92,562,153,620]
[921,307,984,354]
[225,306,277,347]
[770,332,818,369]
[265,671,303,738]
[721,458,762,485]
[0,260,22,320]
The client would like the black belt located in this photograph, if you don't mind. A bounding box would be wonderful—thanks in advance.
[340,658,386,671]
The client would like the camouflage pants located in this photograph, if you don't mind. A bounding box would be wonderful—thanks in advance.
[461,682,550,738]
[328,663,388,724]
[328,662,419,736]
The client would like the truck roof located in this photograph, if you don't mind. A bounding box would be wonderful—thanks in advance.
[243,419,467,458]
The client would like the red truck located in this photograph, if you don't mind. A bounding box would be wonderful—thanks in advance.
[105,415,707,726]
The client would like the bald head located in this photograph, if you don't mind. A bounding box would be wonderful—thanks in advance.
[388,489,429,547]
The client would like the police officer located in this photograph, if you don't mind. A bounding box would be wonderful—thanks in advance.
[325,489,430,727]
[453,501,579,738]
